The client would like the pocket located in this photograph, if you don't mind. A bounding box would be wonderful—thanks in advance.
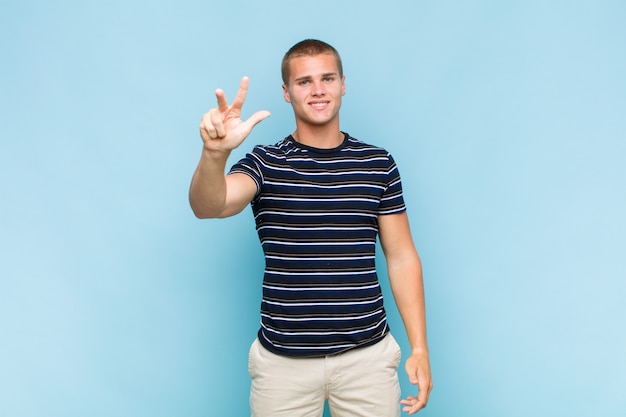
[387,334,402,369]
[248,338,260,377]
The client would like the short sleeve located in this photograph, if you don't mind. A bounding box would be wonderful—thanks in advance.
[378,153,406,215]
[228,146,265,195]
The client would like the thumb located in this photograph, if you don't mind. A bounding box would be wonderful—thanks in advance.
[406,363,419,385]
[242,110,271,132]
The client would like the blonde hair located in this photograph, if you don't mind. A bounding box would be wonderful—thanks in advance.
[281,39,343,84]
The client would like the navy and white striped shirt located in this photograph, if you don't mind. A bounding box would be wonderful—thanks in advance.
[230,133,406,357]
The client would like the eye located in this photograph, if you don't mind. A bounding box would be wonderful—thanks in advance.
[323,76,334,82]
[298,80,310,86]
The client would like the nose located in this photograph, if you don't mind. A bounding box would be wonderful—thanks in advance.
[311,81,325,96]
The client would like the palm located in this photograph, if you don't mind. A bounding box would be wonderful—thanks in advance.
[221,107,250,148]
[200,77,270,153]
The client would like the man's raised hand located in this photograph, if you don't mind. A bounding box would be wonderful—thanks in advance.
[199,77,270,154]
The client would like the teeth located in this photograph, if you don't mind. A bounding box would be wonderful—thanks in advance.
[312,103,326,108]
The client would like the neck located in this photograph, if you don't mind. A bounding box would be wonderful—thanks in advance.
[292,122,343,149]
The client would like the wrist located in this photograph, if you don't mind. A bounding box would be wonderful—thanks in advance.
[411,346,429,357]
[202,147,231,161]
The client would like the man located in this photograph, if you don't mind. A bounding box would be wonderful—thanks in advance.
[189,39,432,416]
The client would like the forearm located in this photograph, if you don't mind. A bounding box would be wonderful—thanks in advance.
[189,149,230,218]
[379,213,433,411]
[387,254,429,354]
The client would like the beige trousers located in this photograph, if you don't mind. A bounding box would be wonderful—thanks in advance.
[248,333,401,417]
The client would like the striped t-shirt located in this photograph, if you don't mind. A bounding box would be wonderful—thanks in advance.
[230,133,406,357]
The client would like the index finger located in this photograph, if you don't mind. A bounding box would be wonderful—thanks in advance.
[230,76,250,111]
[415,375,432,410]
[215,88,229,113]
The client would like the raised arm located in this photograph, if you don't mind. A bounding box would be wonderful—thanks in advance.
[189,77,270,218]
[378,212,432,414]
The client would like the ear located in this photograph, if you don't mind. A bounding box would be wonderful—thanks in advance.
[341,75,346,96]
[282,84,291,103]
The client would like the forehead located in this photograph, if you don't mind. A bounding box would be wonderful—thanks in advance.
[287,54,340,80]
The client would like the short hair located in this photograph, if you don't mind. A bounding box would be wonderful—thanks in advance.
[281,39,343,84]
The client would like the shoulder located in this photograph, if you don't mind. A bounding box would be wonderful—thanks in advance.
[343,134,397,165]
[249,136,295,159]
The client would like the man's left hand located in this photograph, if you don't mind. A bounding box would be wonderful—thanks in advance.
[400,352,432,414]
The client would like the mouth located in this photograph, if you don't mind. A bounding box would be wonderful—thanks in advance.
[309,101,329,110]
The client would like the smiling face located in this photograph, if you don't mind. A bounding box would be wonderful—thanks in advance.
[282,53,346,130]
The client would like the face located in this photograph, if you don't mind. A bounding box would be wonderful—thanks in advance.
[282,54,346,129]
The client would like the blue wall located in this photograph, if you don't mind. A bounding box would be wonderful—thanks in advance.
[1,1,624,416]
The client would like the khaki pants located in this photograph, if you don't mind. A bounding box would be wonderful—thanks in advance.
[248,333,401,417]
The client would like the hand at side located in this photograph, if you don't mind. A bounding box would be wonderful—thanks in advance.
[401,352,432,415]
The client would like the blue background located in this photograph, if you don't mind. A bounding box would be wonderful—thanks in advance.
[1,1,624,416]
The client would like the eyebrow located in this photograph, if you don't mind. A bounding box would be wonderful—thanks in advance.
[293,72,338,82]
